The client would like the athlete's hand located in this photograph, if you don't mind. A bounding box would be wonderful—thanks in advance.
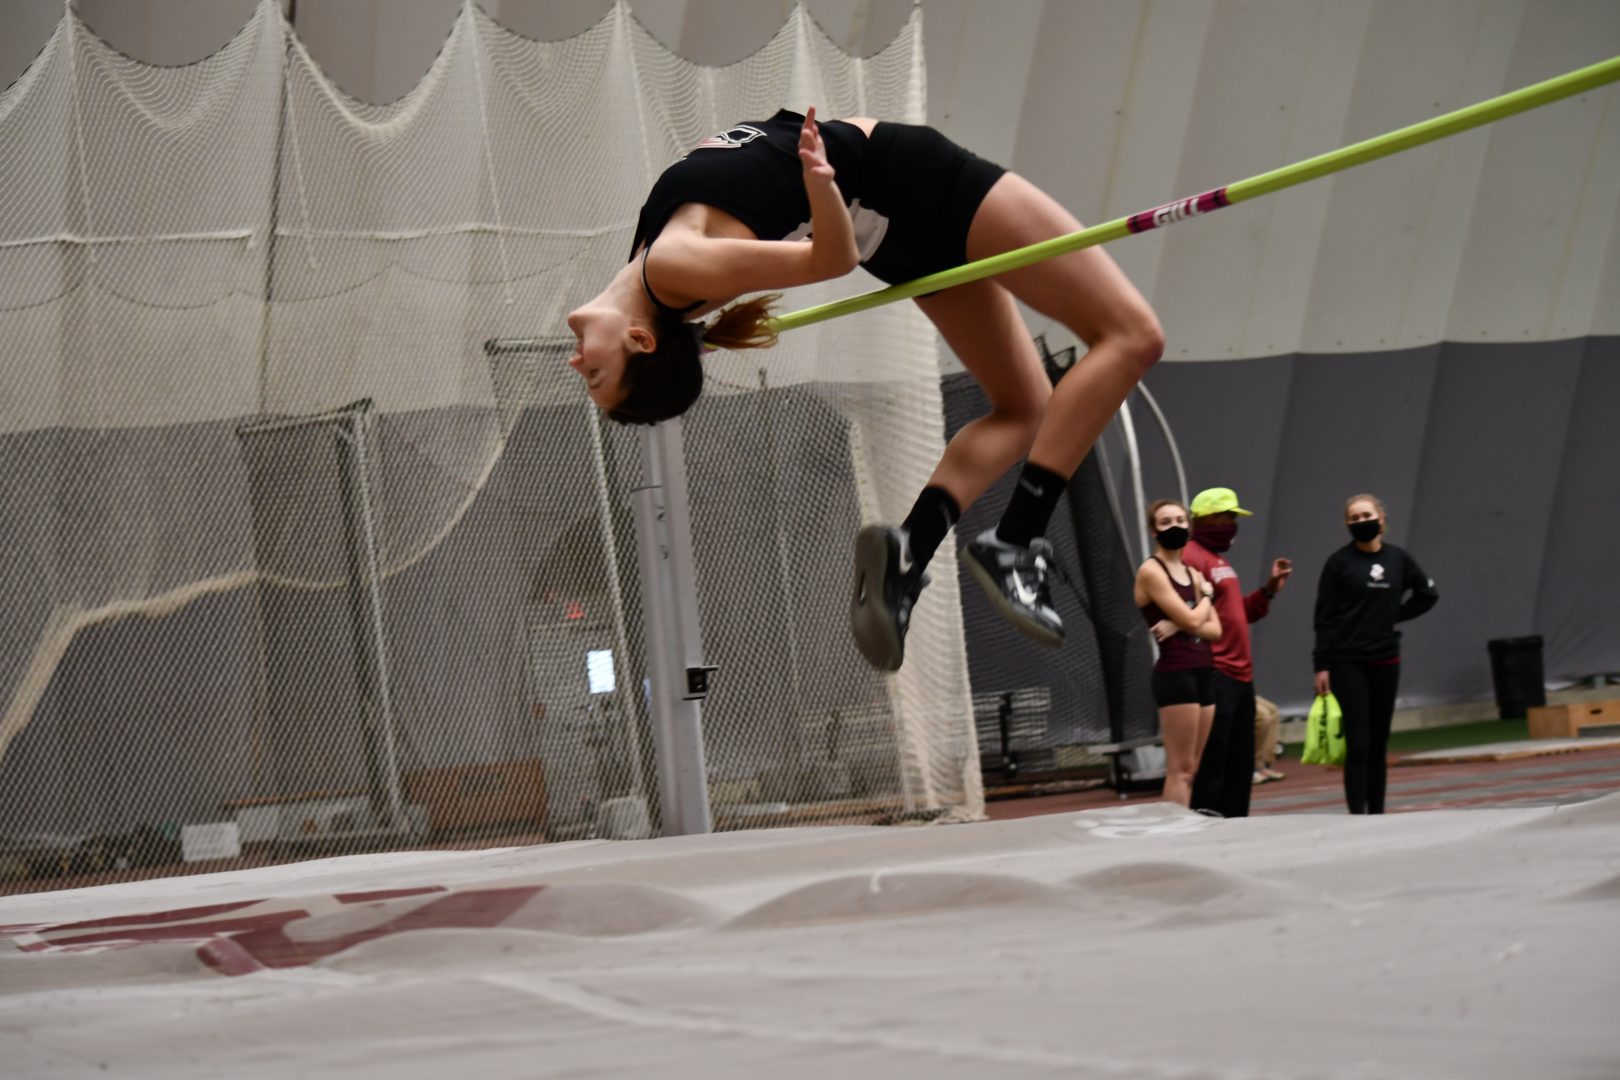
[799,107,835,183]
[1266,557,1293,595]
[797,106,857,277]
[1314,670,1331,697]
[1151,619,1178,643]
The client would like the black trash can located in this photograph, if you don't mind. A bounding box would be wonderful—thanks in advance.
[1487,636,1546,719]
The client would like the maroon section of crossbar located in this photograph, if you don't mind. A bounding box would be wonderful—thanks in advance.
[1125,188,1231,233]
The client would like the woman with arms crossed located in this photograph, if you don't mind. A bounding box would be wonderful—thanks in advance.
[566,108,1163,670]
[1134,499,1222,807]
[1312,494,1439,814]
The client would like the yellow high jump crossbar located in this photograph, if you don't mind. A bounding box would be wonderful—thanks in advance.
[767,55,1620,335]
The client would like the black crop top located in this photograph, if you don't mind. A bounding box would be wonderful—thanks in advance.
[628,109,869,261]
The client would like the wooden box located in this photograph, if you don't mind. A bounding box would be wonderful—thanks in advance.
[404,759,546,837]
[1526,699,1620,740]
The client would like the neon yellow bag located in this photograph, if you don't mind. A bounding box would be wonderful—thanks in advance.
[1302,692,1347,766]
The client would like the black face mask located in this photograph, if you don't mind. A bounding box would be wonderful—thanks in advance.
[1348,519,1382,544]
[1155,525,1190,551]
[1193,522,1238,553]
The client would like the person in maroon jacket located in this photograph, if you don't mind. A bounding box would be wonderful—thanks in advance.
[1134,499,1222,806]
[1181,487,1293,817]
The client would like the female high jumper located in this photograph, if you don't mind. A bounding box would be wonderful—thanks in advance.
[566,108,1163,671]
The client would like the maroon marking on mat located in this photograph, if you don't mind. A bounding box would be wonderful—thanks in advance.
[36,910,308,950]
[334,886,447,904]
[197,885,545,976]
[36,900,264,933]
[1126,187,1230,233]
[196,935,262,977]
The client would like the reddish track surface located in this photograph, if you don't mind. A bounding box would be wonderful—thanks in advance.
[986,742,1620,820]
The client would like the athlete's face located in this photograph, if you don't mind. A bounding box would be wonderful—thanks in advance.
[1345,499,1383,527]
[1152,505,1188,532]
[565,306,653,411]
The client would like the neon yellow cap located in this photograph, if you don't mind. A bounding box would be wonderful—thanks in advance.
[1190,487,1253,518]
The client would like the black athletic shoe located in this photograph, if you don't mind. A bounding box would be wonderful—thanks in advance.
[850,525,930,672]
[962,530,1065,647]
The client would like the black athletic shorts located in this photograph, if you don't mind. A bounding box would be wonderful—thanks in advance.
[1152,667,1214,708]
[856,122,1007,286]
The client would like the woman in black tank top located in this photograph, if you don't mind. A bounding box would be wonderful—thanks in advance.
[1133,499,1222,807]
[566,106,1165,671]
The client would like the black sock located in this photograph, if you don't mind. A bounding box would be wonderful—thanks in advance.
[996,462,1067,547]
[900,486,960,570]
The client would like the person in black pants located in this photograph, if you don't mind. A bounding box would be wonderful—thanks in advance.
[1183,486,1293,818]
[1312,493,1439,813]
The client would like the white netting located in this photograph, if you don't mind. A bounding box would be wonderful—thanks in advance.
[0,1,979,887]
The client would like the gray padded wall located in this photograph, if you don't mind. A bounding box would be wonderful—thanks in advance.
[1536,337,1620,681]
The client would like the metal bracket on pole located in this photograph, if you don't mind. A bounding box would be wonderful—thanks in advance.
[631,417,714,836]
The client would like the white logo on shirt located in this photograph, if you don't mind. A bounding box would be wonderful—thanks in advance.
[691,124,767,152]
[1210,565,1238,584]
[1370,564,1385,582]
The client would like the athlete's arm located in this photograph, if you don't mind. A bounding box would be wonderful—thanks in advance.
[1188,569,1222,642]
[1397,552,1439,622]
[653,232,854,300]
[1138,562,1214,637]
[797,107,860,276]
[1312,554,1343,690]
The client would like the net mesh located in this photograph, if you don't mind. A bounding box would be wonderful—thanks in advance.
[944,354,1158,782]
[0,1,990,890]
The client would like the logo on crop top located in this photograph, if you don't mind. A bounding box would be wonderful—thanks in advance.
[691,125,768,152]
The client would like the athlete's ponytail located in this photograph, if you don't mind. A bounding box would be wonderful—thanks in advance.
[702,293,781,351]
[606,294,782,426]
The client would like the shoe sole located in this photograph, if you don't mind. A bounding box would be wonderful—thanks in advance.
[962,547,1066,649]
[850,526,903,672]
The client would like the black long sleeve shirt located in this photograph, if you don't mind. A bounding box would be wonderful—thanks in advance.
[1312,542,1438,671]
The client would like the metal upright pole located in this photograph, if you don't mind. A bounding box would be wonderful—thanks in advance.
[238,400,411,836]
[631,418,713,836]
[1134,382,1188,508]
[336,404,411,835]
[1115,399,1150,563]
